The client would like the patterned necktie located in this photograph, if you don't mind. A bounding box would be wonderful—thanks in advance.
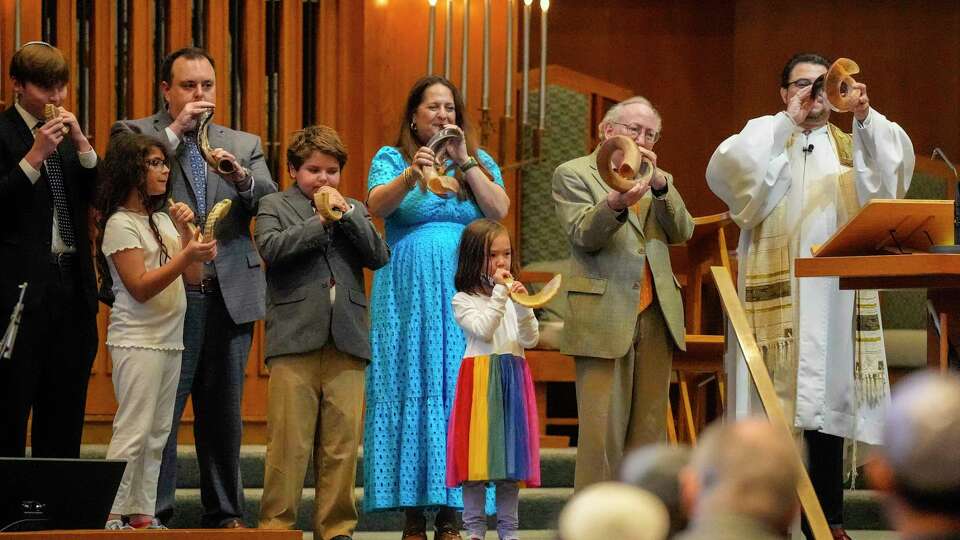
[36,122,74,247]
[182,132,207,220]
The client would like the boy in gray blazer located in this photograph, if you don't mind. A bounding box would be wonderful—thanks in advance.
[255,125,389,540]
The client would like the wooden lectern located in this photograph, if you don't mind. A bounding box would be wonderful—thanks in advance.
[796,199,960,371]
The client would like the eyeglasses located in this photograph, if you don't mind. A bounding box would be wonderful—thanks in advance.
[145,158,169,170]
[786,78,815,89]
[610,122,660,144]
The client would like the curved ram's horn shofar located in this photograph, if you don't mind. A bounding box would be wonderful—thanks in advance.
[823,57,862,113]
[44,104,69,135]
[596,135,655,193]
[197,109,238,175]
[313,190,344,222]
[423,126,463,198]
[504,274,562,309]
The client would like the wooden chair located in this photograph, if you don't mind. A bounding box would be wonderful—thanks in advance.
[669,212,733,444]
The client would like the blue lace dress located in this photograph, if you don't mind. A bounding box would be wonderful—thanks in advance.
[363,146,504,512]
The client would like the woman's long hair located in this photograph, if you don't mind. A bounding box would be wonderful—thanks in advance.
[395,75,493,200]
[454,218,520,295]
[94,133,173,301]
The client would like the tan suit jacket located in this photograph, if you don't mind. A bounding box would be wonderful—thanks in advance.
[552,147,694,358]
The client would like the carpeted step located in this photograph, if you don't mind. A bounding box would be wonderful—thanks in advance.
[81,445,577,490]
[168,487,570,532]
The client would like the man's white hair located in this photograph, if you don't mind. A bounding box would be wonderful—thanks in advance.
[598,96,662,140]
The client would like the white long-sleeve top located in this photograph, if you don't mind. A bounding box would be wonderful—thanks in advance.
[453,284,540,358]
[705,108,914,444]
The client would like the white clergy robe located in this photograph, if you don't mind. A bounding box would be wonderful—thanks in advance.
[706,109,915,444]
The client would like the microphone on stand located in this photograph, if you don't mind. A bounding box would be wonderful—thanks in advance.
[1,283,28,360]
[802,144,815,154]
[930,148,960,254]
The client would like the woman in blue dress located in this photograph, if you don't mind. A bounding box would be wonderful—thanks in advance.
[364,76,510,540]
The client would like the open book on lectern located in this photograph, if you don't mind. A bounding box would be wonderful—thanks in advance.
[812,199,954,257]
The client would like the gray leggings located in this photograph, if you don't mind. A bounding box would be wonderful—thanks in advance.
[462,480,520,540]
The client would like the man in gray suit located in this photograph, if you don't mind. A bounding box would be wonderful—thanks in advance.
[111,47,276,528]
[255,125,389,540]
[552,96,694,490]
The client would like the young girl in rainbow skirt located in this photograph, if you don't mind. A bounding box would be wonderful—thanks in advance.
[447,218,541,540]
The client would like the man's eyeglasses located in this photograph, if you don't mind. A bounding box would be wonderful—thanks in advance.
[610,122,660,144]
[145,158,169,170]
[787,78,816,89]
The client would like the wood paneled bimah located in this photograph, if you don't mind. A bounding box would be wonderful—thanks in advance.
[3,0,958,444]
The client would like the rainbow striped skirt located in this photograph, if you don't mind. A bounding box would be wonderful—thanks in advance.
[446,353,541,487]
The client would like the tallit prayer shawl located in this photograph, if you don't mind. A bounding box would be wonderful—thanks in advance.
[742,123,887,426]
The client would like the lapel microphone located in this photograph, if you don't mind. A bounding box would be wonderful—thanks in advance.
[802,144,815,154]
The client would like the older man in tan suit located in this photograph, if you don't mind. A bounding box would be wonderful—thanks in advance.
[552,96,694,490]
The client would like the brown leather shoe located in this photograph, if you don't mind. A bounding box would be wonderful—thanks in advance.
[401,529,428,540]
[434,527,463,540]
[220,518,246,529]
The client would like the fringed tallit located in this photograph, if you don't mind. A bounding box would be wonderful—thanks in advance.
[742,124,889,430]
[831,123,889,407]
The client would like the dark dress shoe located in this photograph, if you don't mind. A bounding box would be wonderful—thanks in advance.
[434,527,463,540]
[220,518,246,528]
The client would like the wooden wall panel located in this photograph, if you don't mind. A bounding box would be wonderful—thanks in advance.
[731,1,960,175]
[166,0,194,52]
[544,0,960,218]
[544,0,737,218]
[55,0,77,112]
[206,0,231,124]
[241,0,266,139]
[129,0,155,119]
[277,0,303,190]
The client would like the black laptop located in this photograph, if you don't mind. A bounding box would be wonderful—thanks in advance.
[0,458,126,532]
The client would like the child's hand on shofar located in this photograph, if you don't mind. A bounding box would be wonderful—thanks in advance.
[184,229,218,263]
[492,268,513,286]
[169,202,196,235]
[509,280,528,295]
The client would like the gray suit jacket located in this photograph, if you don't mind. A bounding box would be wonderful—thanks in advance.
[111,111,276,324]
[552,147,695,359]
[254,186,390,361]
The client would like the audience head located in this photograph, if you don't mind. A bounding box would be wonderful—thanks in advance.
[619,444,692,535]
[867,371,960,528]
[287,124,348,197]
[559,481,669,540]
[159,47,216,118]
[681,418,799,535]
[9,41,70,118]
[598,96,662,150]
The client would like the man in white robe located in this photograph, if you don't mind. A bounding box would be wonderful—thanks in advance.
[706,52,915,539]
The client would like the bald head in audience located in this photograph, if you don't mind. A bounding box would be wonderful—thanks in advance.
[558,482,669,540]
[619,444,692,536]
[867,371,960,538]
[677,418,799,540]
